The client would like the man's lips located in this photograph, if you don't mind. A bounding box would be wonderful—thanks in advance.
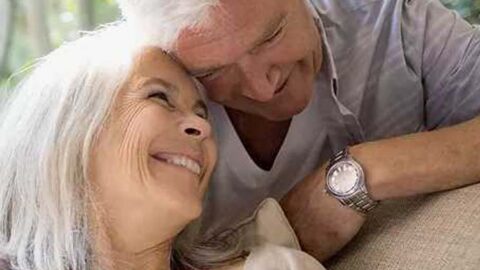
[151,152,204,176]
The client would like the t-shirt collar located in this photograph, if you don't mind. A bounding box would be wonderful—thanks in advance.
[305,0,339,82]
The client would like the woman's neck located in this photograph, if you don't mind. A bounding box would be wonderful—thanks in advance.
[91,208,177,270]
[96,232,174,270]
[117,241,173,270]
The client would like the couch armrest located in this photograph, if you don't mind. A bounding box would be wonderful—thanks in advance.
[325,183,480,270]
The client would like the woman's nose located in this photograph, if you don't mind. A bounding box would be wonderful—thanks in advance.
[180,115,212,140]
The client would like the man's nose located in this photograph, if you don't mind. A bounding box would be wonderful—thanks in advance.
[238,56,282,102]
[179,115,212,141]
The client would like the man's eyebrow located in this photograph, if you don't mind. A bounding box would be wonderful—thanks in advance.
[189,65,224,77]
[188,14,287,77]
[166,51,221,78]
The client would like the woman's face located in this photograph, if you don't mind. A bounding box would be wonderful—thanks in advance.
[90,47,216,249]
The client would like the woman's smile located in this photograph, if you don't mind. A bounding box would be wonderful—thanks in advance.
[151,151,204,177]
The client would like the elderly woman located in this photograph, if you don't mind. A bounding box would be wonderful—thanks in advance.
[0,23,324,270]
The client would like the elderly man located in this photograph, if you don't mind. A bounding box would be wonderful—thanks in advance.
[119,0,480,263]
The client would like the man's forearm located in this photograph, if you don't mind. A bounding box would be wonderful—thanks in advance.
[354,116,480,201]
[281,116,480,262]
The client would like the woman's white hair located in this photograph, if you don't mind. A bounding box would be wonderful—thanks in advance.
[117,0,220,51]
[0,22,137,270]
[0,19,243,270]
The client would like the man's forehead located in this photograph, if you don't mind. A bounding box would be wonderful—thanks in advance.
[173,0,286,70]
[177,0,264,48]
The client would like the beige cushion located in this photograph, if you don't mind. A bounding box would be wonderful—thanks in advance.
[244,198,302,250]
[221,198,326,270]
[325,183,480,270]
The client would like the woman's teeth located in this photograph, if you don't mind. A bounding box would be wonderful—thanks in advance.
[159,155,202,175]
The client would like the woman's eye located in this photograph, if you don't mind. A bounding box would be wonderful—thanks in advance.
[149,91,175,108]
[196,110,208,120]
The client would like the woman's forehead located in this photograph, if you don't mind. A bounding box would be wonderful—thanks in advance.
[132,47,188,82]
[128,47,203,100]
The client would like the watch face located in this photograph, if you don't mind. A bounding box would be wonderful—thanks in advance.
[327,161,361,196]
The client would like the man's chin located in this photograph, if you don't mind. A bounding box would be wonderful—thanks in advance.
[225,102,307,122]
[259,106,306,122]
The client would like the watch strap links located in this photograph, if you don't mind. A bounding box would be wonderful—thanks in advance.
[339,191,379,214]
[326,148,348,172]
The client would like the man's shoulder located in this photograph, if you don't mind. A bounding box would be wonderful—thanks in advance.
[307,0,406,59]
[309,0,394,11]
[308,0,401,20]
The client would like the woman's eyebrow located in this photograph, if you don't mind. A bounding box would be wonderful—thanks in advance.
[138,77,178,93]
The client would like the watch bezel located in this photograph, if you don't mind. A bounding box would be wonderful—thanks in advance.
[326,159,364,197]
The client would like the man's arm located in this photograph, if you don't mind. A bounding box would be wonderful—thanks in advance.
[281,116,480,262]
[281,0,480,262]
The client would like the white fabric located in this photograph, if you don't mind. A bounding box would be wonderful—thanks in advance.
[245,244,326,270]
[238,199,326,270]
[233,198,302,250]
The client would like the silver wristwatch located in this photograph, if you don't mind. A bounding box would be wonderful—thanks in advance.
[325,148,378,214]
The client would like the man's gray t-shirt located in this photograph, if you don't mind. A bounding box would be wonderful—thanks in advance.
[200,0,480,237]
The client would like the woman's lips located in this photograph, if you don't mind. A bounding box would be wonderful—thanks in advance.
[151,153,203,176]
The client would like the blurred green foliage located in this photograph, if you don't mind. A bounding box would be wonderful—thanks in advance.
[442,0,480,23]
[1,0,119,89]
[1,0,480,89]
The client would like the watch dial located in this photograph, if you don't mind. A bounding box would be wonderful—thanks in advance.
[329,163,359,195]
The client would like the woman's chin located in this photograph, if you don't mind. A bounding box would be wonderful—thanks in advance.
[181,198,204,222]
[165,194,204,224]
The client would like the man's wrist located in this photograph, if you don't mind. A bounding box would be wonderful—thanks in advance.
[348,144,385,201]
[325,147,379,214]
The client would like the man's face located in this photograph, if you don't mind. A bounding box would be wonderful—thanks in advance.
[174,0,323,121]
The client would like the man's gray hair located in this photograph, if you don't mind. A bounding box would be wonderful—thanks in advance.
[0,22,137,270]
[117,0,219,50]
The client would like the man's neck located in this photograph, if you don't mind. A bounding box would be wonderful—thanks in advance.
[226,108,292,170]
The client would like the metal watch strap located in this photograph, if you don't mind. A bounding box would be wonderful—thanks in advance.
[327,148,379,214]
[326,148,349,172]
[340,191,378,214]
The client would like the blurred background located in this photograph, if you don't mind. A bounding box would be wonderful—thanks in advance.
[0,0,119,89]
[0,0,479,89]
